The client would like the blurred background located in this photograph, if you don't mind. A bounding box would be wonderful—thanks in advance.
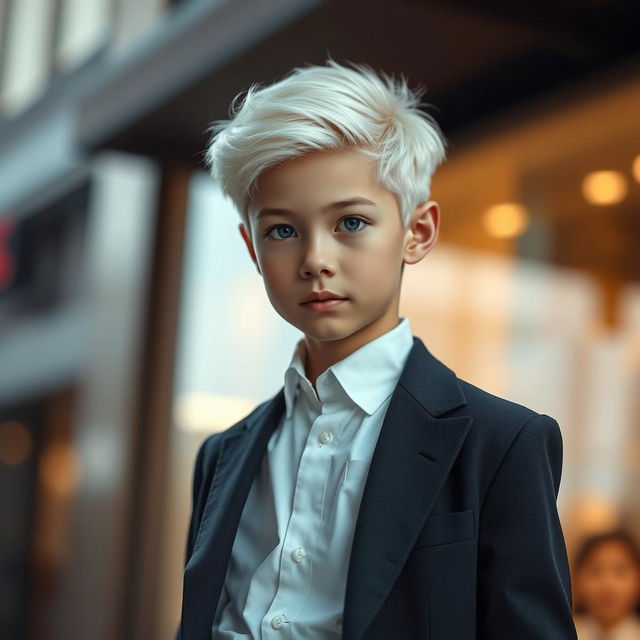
[0,0,639,638]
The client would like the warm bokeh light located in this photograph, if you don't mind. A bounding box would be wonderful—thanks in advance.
[482,202,530,239]
[632,154,640,183]
[174,392,258,434]
[39,442,82,496]
[572,492,620,533]
[581,170,628,205]
[0,420,33,465]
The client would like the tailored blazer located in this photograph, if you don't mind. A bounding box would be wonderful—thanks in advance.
[176,336,578,640]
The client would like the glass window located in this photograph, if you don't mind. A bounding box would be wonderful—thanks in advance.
[55,0,112,71]
[0,0,56,115]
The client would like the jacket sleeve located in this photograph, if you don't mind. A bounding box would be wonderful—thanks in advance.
[476,413,577,639]
[183,437,209,567]
[173,435,213,640]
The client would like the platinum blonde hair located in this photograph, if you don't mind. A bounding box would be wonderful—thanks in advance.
[203,57,449,233]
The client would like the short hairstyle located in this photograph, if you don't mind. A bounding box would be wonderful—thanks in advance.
[203,56,449,234]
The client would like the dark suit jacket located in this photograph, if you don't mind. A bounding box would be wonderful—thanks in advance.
[176,335,577,640]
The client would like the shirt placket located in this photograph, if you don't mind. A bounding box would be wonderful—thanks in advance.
[261,385,348,639]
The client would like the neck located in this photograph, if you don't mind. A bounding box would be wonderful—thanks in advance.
[303,312,401,389]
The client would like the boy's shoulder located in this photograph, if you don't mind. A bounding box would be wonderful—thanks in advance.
[457,376,539,422]
[452,376,560,448]
[448,377,564,498]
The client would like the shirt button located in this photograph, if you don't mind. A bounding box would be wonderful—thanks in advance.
[291,546,305,562]
[271,614,285,629]
[319,430,333,445]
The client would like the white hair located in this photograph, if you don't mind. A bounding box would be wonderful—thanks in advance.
[203,57,449,231]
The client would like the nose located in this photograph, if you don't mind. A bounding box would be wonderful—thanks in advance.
[299,233,336,279]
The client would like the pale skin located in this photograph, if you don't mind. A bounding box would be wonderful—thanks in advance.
[239,146,440,390]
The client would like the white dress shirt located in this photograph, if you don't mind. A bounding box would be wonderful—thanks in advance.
[574,612,640,640]
[212,316,414,639]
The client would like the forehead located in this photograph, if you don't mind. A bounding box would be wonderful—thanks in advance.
[248,147,390,217]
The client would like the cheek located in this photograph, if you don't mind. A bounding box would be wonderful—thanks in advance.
[259,253,293,292]
[344,241,402,282]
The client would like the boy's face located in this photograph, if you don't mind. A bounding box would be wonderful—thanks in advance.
[241,146,439,348]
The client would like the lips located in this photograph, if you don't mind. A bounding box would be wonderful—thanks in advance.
[301,296,346,303]
[300,297,348,312]
[300,290,347,304]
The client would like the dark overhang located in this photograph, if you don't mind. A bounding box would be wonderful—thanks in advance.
[75,0,640,167]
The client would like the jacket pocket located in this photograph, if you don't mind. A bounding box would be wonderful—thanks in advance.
[413,508,475,549]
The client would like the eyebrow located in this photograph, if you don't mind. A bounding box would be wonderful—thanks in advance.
[256,197,377,220]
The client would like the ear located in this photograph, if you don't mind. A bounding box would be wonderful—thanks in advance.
[402,200,440,266]
[239,223,261,274]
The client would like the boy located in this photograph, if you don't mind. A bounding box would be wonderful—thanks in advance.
[176,58,577,639]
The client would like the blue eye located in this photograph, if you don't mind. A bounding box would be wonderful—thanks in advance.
[265,225,295,240]
[264,216,369,240]
[338,216,368,232]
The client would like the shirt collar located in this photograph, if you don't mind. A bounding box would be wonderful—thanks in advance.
[283,317,414,417]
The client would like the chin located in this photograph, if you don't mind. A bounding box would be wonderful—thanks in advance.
[295,321,348,341]
[305,320,370,343]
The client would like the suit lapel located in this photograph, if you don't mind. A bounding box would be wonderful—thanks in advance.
[342,336,473,640]
[343,336,473,640]
[181,390,285,640]
[181,335,471,640]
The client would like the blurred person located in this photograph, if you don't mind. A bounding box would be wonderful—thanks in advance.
[573,529,640,639]
[174,57,577,639]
